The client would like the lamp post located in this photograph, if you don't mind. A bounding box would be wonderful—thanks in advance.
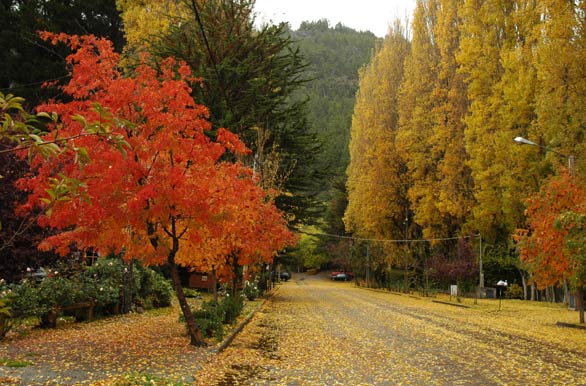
[496,279,508,311]
[514,136,574,172]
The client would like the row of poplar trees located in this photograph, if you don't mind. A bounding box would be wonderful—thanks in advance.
[345,0,586,295]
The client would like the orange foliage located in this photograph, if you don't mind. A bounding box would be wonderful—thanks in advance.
[18,33,295,275]
[517,170,586,288]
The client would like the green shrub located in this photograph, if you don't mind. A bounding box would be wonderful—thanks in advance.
[6,280,43,318]
[80,279,120,309]
[506,283,524,299]
[0,297,13,339]
[183,300,225,340]
[0,259,174,330]
[82,259,124,307]
[138,268,173,309]
[37,275,80,308]
[221,294,244,324]
[182,288,200,298]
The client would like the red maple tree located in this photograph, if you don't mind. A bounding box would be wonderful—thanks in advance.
[515,170,586,323]
[16,33,295,345]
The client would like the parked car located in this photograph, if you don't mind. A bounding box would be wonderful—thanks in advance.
[330,271,354,281]
[279,271,291,281]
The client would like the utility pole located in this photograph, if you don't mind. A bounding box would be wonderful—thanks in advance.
[476,233,484,302]
[365,242,370,288]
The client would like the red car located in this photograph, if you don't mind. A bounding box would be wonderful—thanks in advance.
[330,271,354,281]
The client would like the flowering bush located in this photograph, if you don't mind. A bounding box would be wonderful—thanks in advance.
[0,258,174,331]
[82,259,124,307]
[243,280,260,300]
[38,274,81,308]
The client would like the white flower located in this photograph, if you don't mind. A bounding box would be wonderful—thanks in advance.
[26,267,32,272]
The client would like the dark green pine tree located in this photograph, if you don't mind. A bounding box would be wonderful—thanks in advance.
[145,0,324,227]
[0,0,125,282]
[0,0,125,110]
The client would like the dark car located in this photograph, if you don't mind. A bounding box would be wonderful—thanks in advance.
[331,271,354,281]
[279,271,291,281]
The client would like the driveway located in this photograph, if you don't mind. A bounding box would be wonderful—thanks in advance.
[195,273,586,385]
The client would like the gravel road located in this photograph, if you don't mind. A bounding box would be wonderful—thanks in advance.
[195,273,586,386]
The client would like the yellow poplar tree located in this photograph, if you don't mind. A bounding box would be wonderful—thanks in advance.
[396,0,442,239]
[533,0,586,170]
[458,0,522,243]
[430,0,474,236]
[345,21,410,244]
[496,0,542,231]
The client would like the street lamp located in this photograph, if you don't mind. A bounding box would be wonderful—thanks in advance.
[514,136,575,172]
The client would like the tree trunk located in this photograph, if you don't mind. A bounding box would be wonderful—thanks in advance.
[168,260,205,346]
[520,271,528,301]
[577,287,585,324]
[231,253,238,297]
[563,279,570,305]
[122,259,133,314]
[211,265,218,303]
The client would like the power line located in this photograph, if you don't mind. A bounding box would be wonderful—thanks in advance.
[301,231,479,244]
[0,75,69,92]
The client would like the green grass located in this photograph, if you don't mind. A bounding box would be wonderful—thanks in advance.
[113,372,190,386]
[0,358,34,367]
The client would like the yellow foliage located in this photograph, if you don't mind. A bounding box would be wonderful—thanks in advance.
[345,21,409,242]
[117,0,192,51]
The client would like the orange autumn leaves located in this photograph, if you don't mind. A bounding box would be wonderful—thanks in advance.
[515,170,586,289]
[17,32,295,275]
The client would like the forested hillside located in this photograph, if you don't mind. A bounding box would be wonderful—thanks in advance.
[292,20,378,184]
[287,20,378,271]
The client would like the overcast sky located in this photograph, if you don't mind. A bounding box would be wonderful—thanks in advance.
[253,0,416,37]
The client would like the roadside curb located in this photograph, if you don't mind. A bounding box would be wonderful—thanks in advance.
[213,286,279,354]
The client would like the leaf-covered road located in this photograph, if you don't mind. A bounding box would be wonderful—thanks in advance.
[195,274,586,385]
